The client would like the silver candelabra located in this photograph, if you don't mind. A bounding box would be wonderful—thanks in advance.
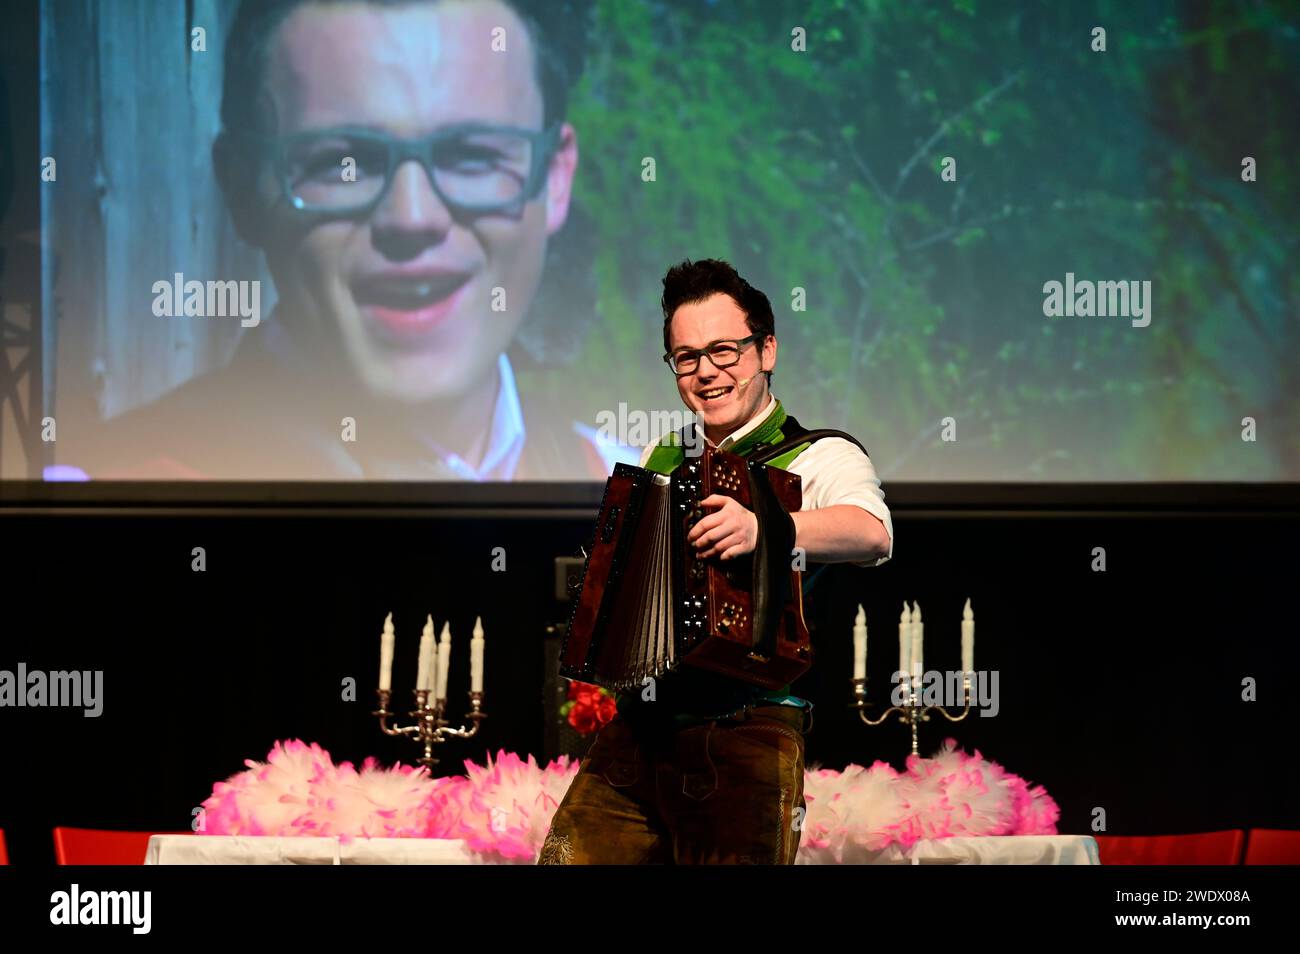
[372,687,487,771]
[850,672,972,757]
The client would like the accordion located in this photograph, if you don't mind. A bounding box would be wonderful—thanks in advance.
[561,441,812,693]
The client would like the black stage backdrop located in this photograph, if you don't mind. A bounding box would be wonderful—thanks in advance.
[0,483,1296,866]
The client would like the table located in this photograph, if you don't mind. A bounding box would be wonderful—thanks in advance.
[797,835,1099,865]
[148,834,1098,865]
[146,835,476,865]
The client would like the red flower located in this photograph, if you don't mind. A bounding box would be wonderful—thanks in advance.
[597,696,617,725]
[570,706,599,735]
[565,680,616,736]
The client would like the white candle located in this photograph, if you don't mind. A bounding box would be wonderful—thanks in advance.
[416,616,435,692]
[898,602,911,684]
[471,615,486,693]
[910,601,924,684]
[962,598,975,673]
[435,620,452,701]
[853,604,867,680]
[379,612,395,692]
[426,615,439,693]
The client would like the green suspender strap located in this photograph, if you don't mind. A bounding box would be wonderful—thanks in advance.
[643,398,868,475]
[645,398,807,475]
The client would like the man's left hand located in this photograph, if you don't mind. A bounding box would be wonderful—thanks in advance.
[688,494,759,560]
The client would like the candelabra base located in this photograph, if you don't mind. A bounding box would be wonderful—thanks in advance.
[373,688,487,772]
[849,675,972,757]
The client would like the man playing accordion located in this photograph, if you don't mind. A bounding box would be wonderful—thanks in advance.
[540,258,893,864]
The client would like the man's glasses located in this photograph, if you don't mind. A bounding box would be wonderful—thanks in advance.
[664,334,765,376]
[236,122,562,216]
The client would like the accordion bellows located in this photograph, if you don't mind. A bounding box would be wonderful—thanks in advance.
[562,443,812,693]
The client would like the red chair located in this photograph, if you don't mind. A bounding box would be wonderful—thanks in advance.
[1095,830,1245,865]
[52,827,187,865]
[0,829,8,865]
[1244,829,1300,865]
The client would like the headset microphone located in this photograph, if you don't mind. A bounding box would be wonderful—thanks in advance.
[736,366,767,391]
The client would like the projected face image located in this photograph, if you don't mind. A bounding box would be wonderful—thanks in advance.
[256,0,576,405]
[668,293,778,443]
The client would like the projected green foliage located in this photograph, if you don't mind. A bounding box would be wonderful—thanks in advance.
[521,0,1298,480]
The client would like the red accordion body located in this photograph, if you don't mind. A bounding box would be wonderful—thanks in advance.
[561,443,812,692]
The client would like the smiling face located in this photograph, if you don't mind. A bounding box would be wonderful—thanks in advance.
[250,0,577,404]
[667,292,778,445]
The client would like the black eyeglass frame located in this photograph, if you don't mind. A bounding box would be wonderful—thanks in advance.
[228,121,563,217]
[663,333,766,376]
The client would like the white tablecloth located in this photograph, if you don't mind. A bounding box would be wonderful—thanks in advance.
[146,835,475,865]
[796,835,1099,865]
[149,834,1097,865]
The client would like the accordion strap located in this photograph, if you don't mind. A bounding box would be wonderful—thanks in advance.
[744,414,870,658]
[747,459,796,660]
[747,413,869,464]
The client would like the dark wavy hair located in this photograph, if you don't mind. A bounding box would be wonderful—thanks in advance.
[220,0,592,134]
[661,258,776,382]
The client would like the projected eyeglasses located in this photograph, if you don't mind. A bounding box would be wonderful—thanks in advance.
[236,122,562,216]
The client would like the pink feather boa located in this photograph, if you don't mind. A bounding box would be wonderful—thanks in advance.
[799,737,1060,863]
[201,740,453,843]
[200,737,1057,862]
